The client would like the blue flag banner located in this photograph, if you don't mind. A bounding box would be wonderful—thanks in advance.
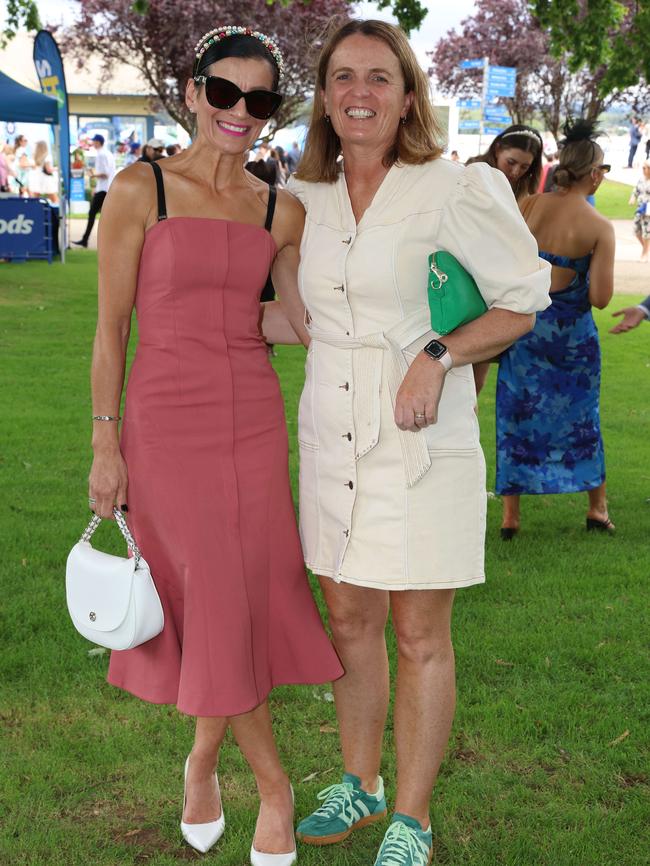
[459,59,484,70]
[33,30,70,199]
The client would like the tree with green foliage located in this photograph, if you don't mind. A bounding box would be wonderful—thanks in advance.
[1,0,40,48]
[532,0,650,96]
[430,0,623,136]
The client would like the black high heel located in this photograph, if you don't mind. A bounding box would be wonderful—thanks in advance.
[500,527,518,540]
[586,517,615,534]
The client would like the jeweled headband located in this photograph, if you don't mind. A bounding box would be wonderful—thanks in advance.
[500,129,542,145]
[194,26,285,78]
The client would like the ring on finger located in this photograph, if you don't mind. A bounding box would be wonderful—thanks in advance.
[414,412,426,419]
[88,497,96,504]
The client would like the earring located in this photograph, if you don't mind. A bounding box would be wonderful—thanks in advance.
[324,114,330,123]
[400,116,408,125]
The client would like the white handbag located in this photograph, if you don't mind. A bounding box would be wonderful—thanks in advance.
[65,507,164,650]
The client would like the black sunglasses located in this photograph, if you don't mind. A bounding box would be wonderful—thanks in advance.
[597,164,611,173]
[193,75,282,120]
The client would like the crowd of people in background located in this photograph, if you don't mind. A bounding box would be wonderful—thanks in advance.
[0,133,58,202]
[4,114,650,204]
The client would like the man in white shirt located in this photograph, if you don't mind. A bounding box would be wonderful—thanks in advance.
[73,134,115,248]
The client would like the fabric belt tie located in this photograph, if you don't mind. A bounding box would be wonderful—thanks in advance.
[307,307,434,488]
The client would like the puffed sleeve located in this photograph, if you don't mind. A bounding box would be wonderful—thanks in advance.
[287,175,308,208]
[437,162,551,315]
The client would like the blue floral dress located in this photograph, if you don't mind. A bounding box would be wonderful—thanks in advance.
[495,251,605,495]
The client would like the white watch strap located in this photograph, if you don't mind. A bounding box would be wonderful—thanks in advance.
[437,350,453,372]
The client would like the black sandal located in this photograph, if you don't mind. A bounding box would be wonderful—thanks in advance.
[500,527,519,541]
[586,517,615,533]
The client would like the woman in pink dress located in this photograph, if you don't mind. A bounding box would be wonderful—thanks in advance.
[87,26,342,863]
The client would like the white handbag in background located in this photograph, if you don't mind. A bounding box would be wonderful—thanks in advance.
[65,507,164,650]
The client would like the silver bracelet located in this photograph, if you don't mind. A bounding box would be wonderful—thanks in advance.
[92,415,121,421]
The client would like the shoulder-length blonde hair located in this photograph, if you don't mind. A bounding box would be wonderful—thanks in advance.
[296,19,443,183]
[33,140,49,168]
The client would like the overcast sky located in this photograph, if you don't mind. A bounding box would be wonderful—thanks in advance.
[36,0,478,68]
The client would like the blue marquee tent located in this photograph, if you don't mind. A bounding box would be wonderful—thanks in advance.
[0,69,59,123]
[0,69,62,262]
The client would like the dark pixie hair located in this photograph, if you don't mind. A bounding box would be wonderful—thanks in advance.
[468,123,543,200]
[193,34,281,89]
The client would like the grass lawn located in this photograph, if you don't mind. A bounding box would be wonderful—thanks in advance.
[595,179,635,220]
[1,252,648,866]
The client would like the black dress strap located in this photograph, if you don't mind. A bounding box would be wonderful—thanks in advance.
[264,184,277,232]
[150,160,167,221]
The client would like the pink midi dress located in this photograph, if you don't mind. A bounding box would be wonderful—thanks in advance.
[107,163,343,716]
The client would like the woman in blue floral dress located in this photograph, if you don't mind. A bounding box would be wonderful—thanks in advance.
[496,119,616,537]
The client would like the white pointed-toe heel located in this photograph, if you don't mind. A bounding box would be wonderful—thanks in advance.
[250,784,297,866]
[181,755,225,854]
[250,847,297,866]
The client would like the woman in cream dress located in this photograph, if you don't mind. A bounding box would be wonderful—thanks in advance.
[268,20,550,866]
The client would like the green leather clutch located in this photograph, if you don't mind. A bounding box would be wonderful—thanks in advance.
[427,250,488,336]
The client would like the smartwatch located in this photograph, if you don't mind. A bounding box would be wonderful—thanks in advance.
[423,339,452,372]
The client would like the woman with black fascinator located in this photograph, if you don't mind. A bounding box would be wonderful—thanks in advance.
[87,25,342,861]
[495,118,616,537]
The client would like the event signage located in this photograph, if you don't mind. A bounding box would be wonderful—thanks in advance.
[487,82,516,98]
[486,65,517,98]
[0,198,53,262]
[483,108,510,122]
[70,171,85,203]
[33,30,70,198]
[488,65,517,78]
[457,60,517,142]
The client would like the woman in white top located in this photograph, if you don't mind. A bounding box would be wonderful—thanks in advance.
[28,140,59,203]
[266,19,550,866]
[13,134,32,193]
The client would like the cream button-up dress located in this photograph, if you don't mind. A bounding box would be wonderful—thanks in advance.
[288,159,551,591]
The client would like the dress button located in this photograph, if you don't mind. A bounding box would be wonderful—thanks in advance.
[339,382,350,391]
[342,432,352,441]
[343,529,350,537]
[346,481,354,490]
[333,285,345,293]
[342,236,352,245]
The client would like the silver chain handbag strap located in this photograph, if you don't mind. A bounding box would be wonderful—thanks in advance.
[79,507,142,566]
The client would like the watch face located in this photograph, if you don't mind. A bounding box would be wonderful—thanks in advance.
[424,339,447,360]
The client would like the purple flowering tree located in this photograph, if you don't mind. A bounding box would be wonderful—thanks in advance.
[60,0,351,134]
[428,0,628,137]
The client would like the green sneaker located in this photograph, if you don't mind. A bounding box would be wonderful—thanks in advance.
[373,814,433,866]
[296,773,387,845]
